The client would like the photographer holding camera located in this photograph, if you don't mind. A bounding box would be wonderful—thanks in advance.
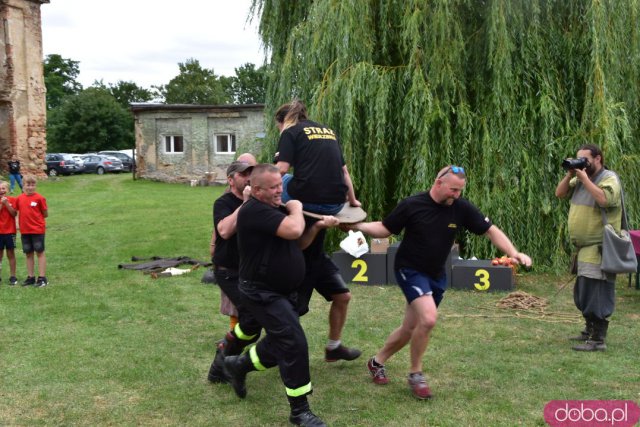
[555,144,622,352]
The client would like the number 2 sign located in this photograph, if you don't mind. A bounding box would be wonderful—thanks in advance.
[351,259,368,282]
[331,252,387,285]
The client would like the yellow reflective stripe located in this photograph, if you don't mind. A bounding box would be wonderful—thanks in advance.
[285,383,312,397]
[234,324,257,341]
[249,345,266,371]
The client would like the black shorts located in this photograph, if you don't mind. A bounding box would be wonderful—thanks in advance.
[0,234,16,250]
[21,234,45,254]
[307,254,350,300]
[298,254,350,315]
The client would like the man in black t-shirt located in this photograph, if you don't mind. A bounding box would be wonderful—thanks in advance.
[206,159,264,383]
[224,164,326,427]
[348,165,532,401]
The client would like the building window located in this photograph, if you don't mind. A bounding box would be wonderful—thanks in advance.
[165,135,184,153]
[215,134,236,153]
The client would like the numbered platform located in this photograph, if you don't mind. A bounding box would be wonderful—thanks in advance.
[450,259,514,292]
[333,244,514,292]
[332,250,387,285]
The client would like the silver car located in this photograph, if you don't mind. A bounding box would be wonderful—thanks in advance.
[81,154,124,174]
[98,151,135,172]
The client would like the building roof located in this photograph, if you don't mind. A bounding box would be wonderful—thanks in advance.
[130,103,265,114]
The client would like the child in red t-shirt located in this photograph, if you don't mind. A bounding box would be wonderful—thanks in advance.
[15,175,48,287]
[0,181,18,285]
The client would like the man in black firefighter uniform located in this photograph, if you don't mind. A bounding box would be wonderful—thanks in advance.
[207,160,263,382]
[225,164,325,427]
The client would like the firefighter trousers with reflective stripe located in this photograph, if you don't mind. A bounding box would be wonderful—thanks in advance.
[215,270,262,338]
[241,285,311,395]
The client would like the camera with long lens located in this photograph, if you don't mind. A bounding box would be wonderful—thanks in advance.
[562,157,589,171]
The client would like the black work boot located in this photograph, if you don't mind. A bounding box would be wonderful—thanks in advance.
[224,330,260,356]
[572,319,608,352]
[224,353,255,398]
[288,396,326,427]
[207,339,230,383]
[223,331,241,355]
[568,319,592,341]
[217,329,253,358]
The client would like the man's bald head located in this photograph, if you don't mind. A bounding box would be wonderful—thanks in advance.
[237,153,257,166]
[431,165,466,205]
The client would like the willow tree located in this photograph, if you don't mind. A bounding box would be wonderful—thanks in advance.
[251,0,640,269]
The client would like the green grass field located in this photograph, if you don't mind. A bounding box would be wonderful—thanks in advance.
[1,174,639,426]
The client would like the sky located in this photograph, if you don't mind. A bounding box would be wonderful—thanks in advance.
[41,0,266,89]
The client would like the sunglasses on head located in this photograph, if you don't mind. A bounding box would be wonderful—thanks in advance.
[437,165,465,180]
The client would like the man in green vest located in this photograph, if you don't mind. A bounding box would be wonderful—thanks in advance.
[555,144,622,351]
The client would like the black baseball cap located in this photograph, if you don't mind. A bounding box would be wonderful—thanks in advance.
[226,161,253,177]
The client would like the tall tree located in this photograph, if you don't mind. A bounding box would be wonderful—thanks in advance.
[252,0,640,268]
[43,54,83,110]
[90,80,156,110]
[46,87,134,153]
[156,58,232,105]
[230,63,266,104]
[220,75,235,103]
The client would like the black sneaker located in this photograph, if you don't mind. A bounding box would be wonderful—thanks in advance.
[22,276,35,286]
[325,344,362,362]
[9,276,18,286]
[35,277,48,288]
[289,410,327,427]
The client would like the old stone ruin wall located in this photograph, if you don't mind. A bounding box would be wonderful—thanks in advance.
[0,0,49,179]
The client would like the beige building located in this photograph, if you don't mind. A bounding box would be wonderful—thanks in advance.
[0,0,49,177]
[131,103,265,184]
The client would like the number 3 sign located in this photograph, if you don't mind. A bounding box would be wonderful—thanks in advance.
[451,262,513,292]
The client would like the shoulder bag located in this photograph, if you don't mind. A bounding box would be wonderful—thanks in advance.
[600,172,638,274]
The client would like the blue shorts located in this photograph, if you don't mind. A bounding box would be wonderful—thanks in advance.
[281,174,343,215]
[21,234,45,254]
[0,234,16,250]
[395,267,447,306]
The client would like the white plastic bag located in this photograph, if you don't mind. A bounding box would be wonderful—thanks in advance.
[340,230,369,258]
[162,267,192,276]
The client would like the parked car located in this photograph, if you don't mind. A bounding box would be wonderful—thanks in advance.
[45,153,83,176]
[68,154,86,173]
[98,151,134,172]
[81,154,124,174]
